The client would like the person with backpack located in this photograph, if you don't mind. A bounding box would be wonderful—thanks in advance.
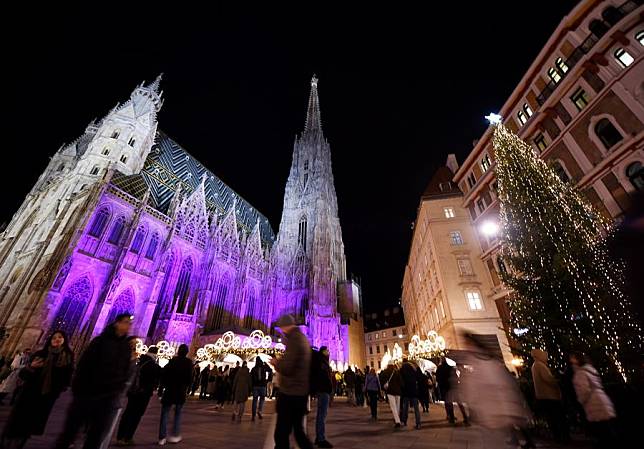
[310,346,333,448]
[116,346,161,445]
[250,357,269,421]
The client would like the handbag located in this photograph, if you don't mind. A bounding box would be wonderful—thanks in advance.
[383,371,395,391]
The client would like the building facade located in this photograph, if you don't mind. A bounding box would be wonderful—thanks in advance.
[0,76,363,365]
[401,157,513,368]
[364,307,409,371]
[452,0,644,337]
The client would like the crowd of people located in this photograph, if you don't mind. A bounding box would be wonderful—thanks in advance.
[0,312,624,449]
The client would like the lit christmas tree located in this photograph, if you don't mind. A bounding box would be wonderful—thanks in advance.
[489,116,641,382]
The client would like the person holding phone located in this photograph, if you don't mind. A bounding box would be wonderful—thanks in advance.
[0,331,74,449]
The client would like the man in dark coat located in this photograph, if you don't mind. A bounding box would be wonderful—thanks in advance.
[417,367,430,413]
[54,314,133,449]
[399,358,422,429]
[250,357,269,421]
[271,314,314,449]
[116,346,162,444]
[310,346,334,447]
[158,344,192,445]
[436,358,468,424]
[344,366,356,406]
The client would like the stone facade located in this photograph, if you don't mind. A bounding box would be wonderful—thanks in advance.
[0,76,360,365]
[364,307,409,371]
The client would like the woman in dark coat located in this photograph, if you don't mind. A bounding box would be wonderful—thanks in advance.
[1,331,74,449]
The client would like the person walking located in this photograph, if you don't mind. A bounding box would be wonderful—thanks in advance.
[266,368,274,399]
[363,367,381,422]
[417,367,430,413]
[399,359,422,429]
[344,366,356,406]
[158,344,193,445]
[355,369,365,407]
[250,357,269,421]
[214,367,227,410]
[231,361,252,422]
[381,363,403,428]
[310,346,333,447]
[436,358,469,425]
[199,365,210,400]
[570,352,616,449]
[530,349,569,443]
[270,314,314,449]
[54,314,133,449]
[116,346,162,445]
[0,331,73,449]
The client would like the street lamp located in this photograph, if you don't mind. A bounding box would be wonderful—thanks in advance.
[480,220,499,237]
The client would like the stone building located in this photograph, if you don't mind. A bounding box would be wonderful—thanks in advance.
[364,306,409,371]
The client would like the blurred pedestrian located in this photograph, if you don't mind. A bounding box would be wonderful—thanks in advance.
[381,363,403,428]
[199,365,210,399]
[214,367,227,409]
[344,366,356,406]
[0,349,31,406]
[436,358,469,425]
[310,346,333,447]
[266,368,274,399]
[417,367,430,413]
[0,331,73,449]
[231,361,251,422]
[158,344,192,445]
[364,367,381,421]
[399,358,421,429]
[270,314,313,449]
[530,348,569,442]
[570,352,616,449]
[54,314,133,449]
[251,357,269,421]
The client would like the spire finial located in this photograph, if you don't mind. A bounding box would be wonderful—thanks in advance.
[304,75,322,134]
[148,73,163,94]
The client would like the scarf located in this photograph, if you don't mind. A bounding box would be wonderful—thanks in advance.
[41,347,71,395]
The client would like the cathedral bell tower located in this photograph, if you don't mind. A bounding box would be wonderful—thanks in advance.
[272,76,348,362]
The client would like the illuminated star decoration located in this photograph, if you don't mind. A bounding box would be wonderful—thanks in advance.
[485,112,503,125]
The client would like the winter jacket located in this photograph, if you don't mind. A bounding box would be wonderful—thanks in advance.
[572,364,616,422]
[344,368,356,387]
[130,354,161,396]
[530,349,561,401]
[274,327,311,396]
[400,362,419,398]
[232,366,252,402]
[160,355,193,405]
[364,372,381,392]
[381,366,403,396]
[250,361,269,388]
[435,362,453,394]
[72,325,132,402]
[310,350,333,394]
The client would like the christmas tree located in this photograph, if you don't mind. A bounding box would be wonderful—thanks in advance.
[490,117,641,382]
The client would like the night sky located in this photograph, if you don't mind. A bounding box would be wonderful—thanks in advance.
[4,3,576,313]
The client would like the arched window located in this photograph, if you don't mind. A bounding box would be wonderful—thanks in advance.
[107,216,126,244]
[523,103,533,118]
[50,276,92,338]
[173,258,193,312]
[145,232,160,259]
[595,118,623,150]
[57,163,65,171]
[298,217,307,252]
[614,48,634,67]
[90,166,100,176]
[553,161,570,183]
[517,110,528,125]
[627,162,644,191]
[106,288,135,326]
[120,155,128,163]
[89,207,110,238]
[52,256,72,291]
[637,30,644,46]
[547,67,561,84]
[130,226,146,254]
[128,137,136,147]
[555,57,569,74]
[111,130,120,139]
[102,147,110,156]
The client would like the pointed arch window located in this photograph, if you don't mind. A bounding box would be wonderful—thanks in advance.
[298,216,308,252]
[174,258,193,312]
[50,276,92,338]
[303,160,310,186]
[107,216,126,244]
[52,256,72,291]
[627,162,644,191]
[130,226,146,254]
[595,118,623,150]
[102,147,110,156]
[89,207,110,238]
[145,232,160,259]
[106,288,135,326]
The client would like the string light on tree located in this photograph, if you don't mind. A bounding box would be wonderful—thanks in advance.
[487,115,642,382]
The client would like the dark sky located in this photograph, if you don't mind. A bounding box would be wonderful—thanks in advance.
[4,2,576,313]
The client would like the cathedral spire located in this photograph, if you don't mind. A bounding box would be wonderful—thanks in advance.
[304,75,322,135]
[147,73,163,95]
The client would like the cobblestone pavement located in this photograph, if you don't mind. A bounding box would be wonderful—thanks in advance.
[0,394,592,449]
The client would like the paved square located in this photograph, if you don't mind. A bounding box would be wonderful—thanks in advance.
[0,394,589,449]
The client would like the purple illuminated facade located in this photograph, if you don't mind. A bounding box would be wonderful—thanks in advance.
[0,76,362,364]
